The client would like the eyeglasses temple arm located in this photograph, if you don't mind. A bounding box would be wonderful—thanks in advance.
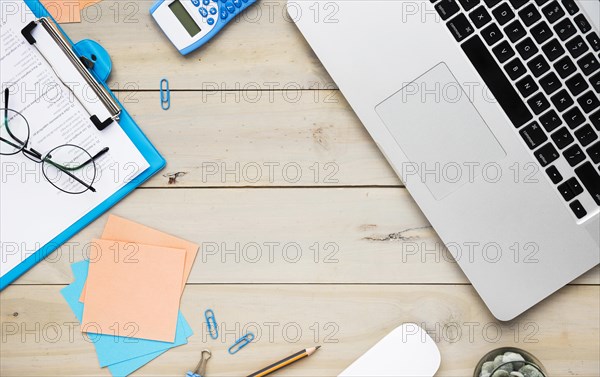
[79,146,109,169]
[44,158,97,192]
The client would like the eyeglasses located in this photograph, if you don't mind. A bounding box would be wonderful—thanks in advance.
[0,88,109,194]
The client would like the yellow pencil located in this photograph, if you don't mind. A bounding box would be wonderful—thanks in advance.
[247,346,321,377]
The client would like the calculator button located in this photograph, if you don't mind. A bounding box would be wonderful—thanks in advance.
[233,0,242,7]
[203,0,210,4]
[242,0,249,3]
[199,7,208,17]
[209,7,217,14]
[225,1,235,12]
[192,0,200,6]
[220,7,228,18]
[207,17,215,25]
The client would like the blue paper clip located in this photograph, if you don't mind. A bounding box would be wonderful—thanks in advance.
[160,78,170,110]
[204,309,218,340]
[228,332,254,354]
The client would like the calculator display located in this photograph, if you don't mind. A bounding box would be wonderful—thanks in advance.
[169,0,201,37]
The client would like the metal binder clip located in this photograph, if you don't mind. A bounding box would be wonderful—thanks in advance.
[228,332,254,354]
[205,309,218,340]
[160,78,170,110]
[186,349,211,377]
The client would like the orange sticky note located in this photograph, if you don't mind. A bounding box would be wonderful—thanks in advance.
[81,239,185,342]
[102,215,199,290]
[80,215,199,302]
[40,0,82,23]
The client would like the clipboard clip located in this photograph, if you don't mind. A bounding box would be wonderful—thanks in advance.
[20,18,121,131]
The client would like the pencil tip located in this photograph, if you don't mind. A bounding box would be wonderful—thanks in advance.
[316,346,321,349]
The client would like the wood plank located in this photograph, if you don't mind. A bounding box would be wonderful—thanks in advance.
[121,91,399,187]
[1,284,598,376]
[61,0,333,90]
[13,188,599,285]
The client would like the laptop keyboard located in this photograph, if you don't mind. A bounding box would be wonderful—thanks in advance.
[433,0,600,219]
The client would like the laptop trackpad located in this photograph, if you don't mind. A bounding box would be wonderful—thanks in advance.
[375,62,506,200]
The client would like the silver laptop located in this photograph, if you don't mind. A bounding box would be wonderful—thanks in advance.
[290,0,600,320]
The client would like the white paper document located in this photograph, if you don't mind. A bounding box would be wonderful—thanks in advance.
[0,8,150,278]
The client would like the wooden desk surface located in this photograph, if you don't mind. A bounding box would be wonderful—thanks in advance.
[1,1,599,376]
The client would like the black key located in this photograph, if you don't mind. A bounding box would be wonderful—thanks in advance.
[461,36,533,127]
[492,3,515,25]
[527,92,551,114]
[577,91,600,113]
[542,1,565,23]
[587,32,600,52]
[546,165,563,183]
[551,126,574,149]
[551,89,574,112]
[484,0,501,7]
[531,21,553,44]
[573,14,591,34]
[535,142,560,166]
[565,36,589,59]
[558,177,583,201]
[553,55,576,78]
[565,73,589,96]
[575,162,600,205]
[587,141,600,163]
[492,40,516,63]
[553,18,576,41]
[539,72,562,94]
[505,20,527,42]
[591,109,600,130]
[577,53,599,76]
[560,0,578,15]
[469,6,492,28]
[563,106,586,129]
[520,121,548,149]
[436,0,460,20]
[505,57,527,79]
[563,144,586,166]
[458,0,480,12]
[534,0,549,5]
[590,71,600,94]
[574,124,598,146]
[569,200,587,219]
[481,23,503,45]
[540,109,563,131]
[542,39,565,61]
[516,75,539,97]
[516,37,538,60]
[509,0,528,8]
[447,14,475,41]
[527,55,550,77]
[518,3,541,26]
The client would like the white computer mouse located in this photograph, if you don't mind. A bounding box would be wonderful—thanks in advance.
[338,323,441,377]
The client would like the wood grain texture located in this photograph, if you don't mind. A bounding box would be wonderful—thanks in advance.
[13,189,600,285]
[61,0,333,89]
[1,1,598,376]
[120,91,400,188]
[1,285,598,377]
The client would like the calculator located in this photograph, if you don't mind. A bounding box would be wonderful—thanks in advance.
[150,0,256,55]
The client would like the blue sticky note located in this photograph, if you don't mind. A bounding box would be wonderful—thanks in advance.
[107,350,165,377]
[61,260,193,369]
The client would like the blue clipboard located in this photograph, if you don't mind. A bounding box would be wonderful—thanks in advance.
[0,0,166,290]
